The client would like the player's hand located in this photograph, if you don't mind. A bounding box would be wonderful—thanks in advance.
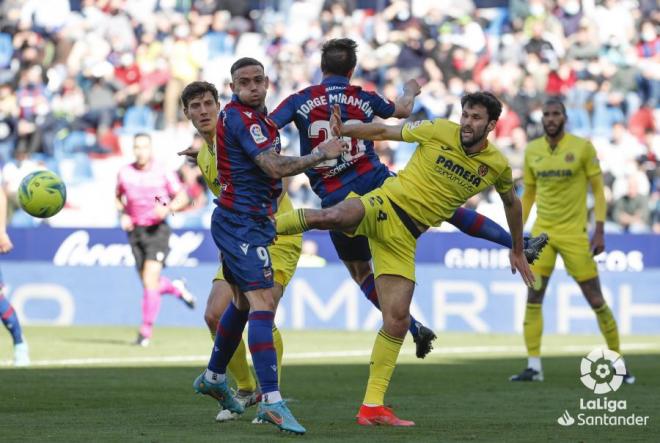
[317,137,349,160]
[330,104,343,137]
[178,145,200,159]
[403,79,421,97]
[590,230,605,256]
[154,203,171,220]
[0,231,13,254]
[120,213,134,232]
[509,249,535,287]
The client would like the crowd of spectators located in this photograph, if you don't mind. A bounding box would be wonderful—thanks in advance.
[0,0,658,233]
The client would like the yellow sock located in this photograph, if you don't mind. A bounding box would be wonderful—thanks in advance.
[226,338,257,392]
[273,326,283,386]
[276,209,307,235]
[363,329,403,406]
[594,304,620,354]
[524,303,543,357]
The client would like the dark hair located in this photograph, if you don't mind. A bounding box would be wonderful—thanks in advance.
[321,38,358,77]
[542,97,567,116]
[461,91,503,122]
[230,57,264,76]
[181,81,219,109]
[133,132,151,142]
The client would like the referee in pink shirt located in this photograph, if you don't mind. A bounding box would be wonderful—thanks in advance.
[116,133,196,346]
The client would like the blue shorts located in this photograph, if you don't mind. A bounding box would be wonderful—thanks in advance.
[211,206,275,293]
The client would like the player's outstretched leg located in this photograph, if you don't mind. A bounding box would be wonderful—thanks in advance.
[159,276,197,309]
[359,273,436,358]
[524,233,549,264]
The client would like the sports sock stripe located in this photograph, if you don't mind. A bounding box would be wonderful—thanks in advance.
[378,329,403,345]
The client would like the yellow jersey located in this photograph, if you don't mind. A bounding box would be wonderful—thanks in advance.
[381,119,513,227]
[523,133,601,232]
[196,138,296,214]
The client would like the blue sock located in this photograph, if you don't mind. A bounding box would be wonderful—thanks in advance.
[359,274,422,338]
[0,294,23,345]
[248,311,278,394]
[449,207,513,248]
[208,302,248,374]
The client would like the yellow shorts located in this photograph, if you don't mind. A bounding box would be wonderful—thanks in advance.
[213,232,302,288]
[348,188,418,282]
[530,227,598,282]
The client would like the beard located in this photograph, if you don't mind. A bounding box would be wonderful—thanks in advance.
[460,125,488,149]
[543,120,564,137]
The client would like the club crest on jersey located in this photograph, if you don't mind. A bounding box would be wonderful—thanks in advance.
[565,153,575,163]
[478,164,489,177]
[263,267,273,280]
[250,124,268,144]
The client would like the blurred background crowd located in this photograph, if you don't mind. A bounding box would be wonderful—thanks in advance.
[0,0,658,233]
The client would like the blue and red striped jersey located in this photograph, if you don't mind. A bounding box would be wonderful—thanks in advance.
[215,95,282,217]
[270,75,395,206]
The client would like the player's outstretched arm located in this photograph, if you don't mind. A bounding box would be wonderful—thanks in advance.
[499,187,535,287]
[330,104,405,141]
[392,79,421,118]
[254,138,349,179]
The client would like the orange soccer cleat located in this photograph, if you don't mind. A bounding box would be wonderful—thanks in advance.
[356,404,415,427]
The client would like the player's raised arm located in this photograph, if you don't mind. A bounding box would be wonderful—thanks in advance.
[391,79,421,118]
[330,104,405,141]
[499,187,535,287]
[253,138,349,179]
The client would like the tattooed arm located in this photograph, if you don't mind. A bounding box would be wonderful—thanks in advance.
[254,138,348,179]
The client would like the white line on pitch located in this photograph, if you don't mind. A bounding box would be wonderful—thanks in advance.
[1,342,658,367]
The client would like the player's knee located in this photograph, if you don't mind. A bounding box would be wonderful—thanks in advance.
[204,310,218,332]
[382,309,410,336]
[527,291,544,304]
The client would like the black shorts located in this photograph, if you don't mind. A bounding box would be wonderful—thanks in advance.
[329,230,372,262]
[128,222,171,271]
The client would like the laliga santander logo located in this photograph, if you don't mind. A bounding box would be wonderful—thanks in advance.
[580,349,626,394]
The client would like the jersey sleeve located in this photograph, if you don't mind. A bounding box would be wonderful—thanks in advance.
[365,91,395,119]
[494,163,514,194]
[228,111,274,159]
[401,120,435,144]
[583,141,602,178]
[269,93,298,129]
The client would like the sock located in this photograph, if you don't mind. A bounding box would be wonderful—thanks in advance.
[226,338,257,392]
[524,303,543,359]
[139,288,162,338]
[528,356,542,372]
[363,329,404,406]
[158,276,181,298]
[248,311,279,396]
[594,304,620,354]
[0,294,23,344]
[276,209,308,235]
[208,303,249,374]
[204,368,226,384]
[273,325,283,386]
[359,274,421,338]
[449,207,513,248]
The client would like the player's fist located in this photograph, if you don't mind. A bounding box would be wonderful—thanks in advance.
[403,79,421,97]
[330,104,343,137]
[178,145,200,159]
[120,213,134,232]
[317,137,349,160]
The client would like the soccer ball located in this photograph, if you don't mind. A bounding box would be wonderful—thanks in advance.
[18,170,67,218]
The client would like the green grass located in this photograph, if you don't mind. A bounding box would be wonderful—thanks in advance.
[1,327,658,442]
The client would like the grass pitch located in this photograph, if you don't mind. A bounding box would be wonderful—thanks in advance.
[1,327,658,442]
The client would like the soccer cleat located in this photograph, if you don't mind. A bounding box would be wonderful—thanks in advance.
[524,233,549,264]
[13,342,30,367]
[193,373,244,415]
[173,279,196,309]
[356,404,415,427]
[509,367,544,382]
[622,372,636,385]
[134,333,150,347]
[256,401,306,435]
[413,324,437,359]
[235,390,259,409]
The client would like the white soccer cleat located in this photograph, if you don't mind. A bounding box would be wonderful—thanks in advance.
[172,279,196,309]
[13,342,30,367]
